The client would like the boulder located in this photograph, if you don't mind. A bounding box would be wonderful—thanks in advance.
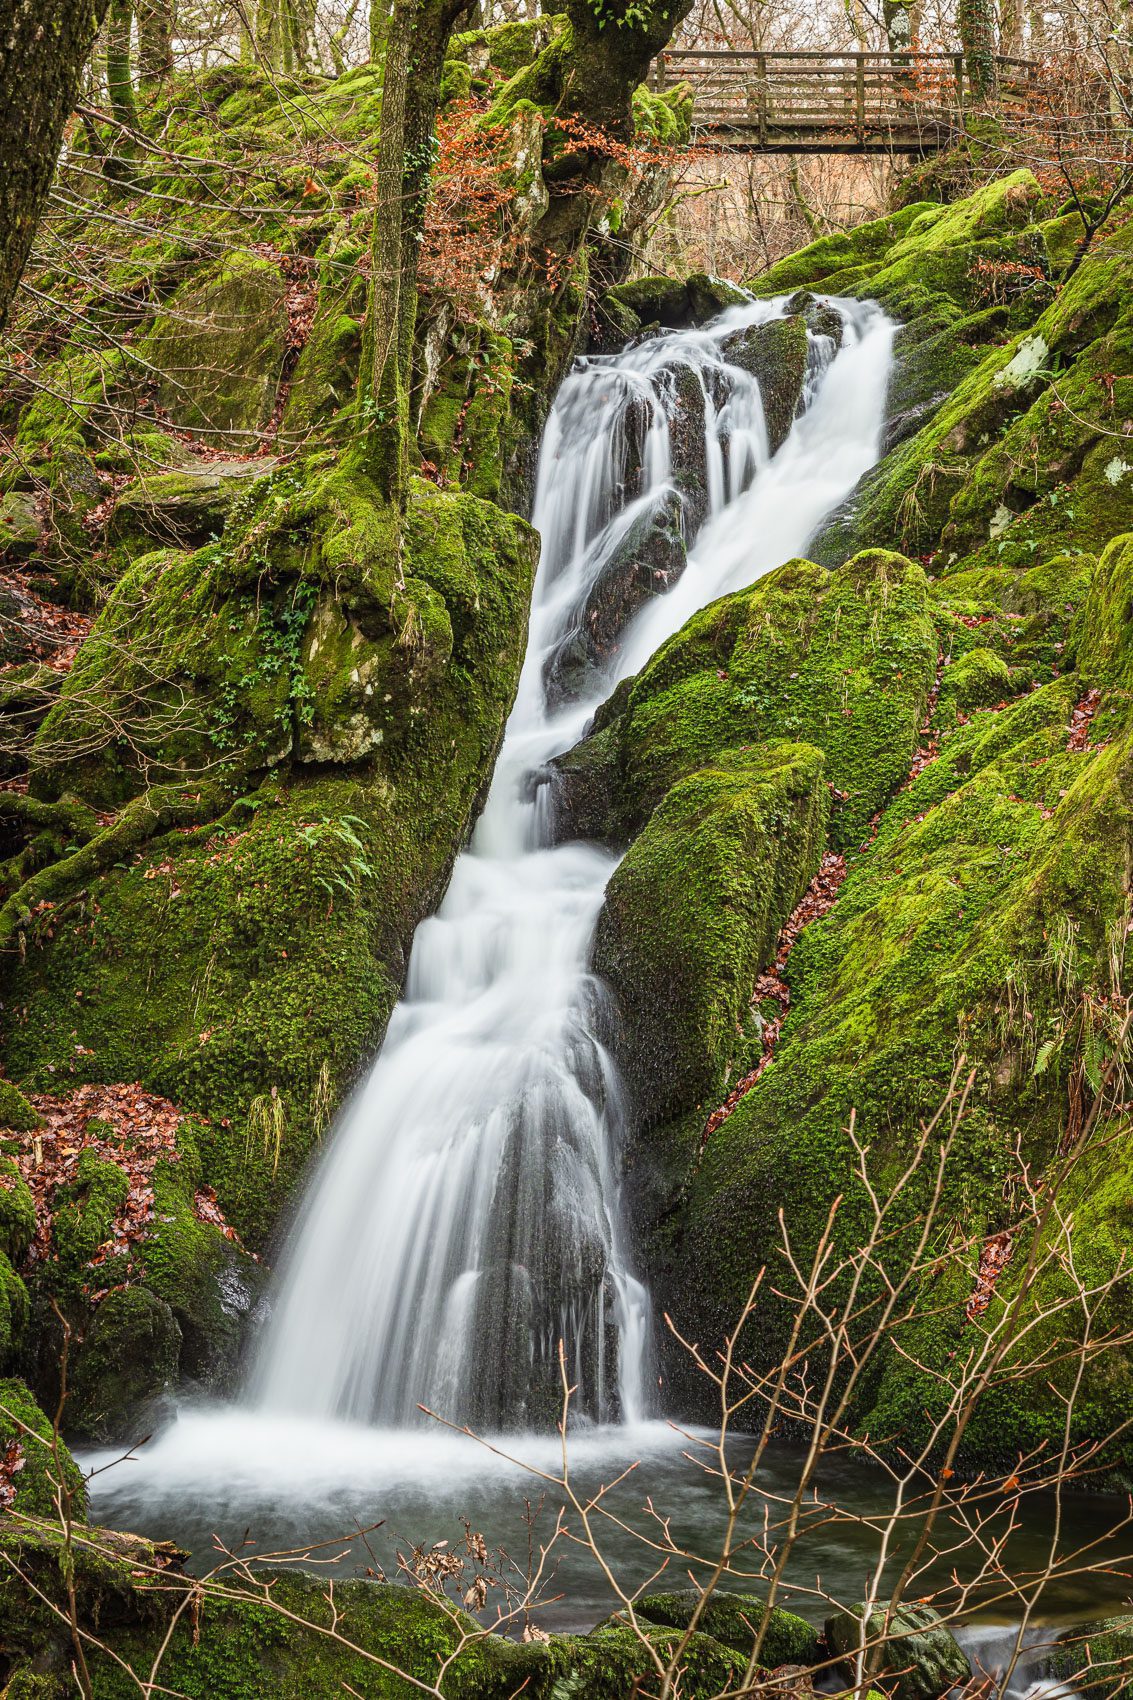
[636,1588,820,1668]
[0,491,42,555]
[938,645,1012,715]
[825,1603,971,1700]
[145,251,288,449]
[593,741,827,1126]
[719,315,809,453]
[111,457,279,547]
[0,1377,86,1517]
[67,1285,182,1444]
[1045,1617,1133,1699]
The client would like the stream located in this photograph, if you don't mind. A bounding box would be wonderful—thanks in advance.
[82,298,1133,1673]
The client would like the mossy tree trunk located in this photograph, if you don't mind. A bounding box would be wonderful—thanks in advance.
[958,0,998,98]
[136,0,173,84]
[254,0,313,70]
[362,0,468,505]
[370,0,390,59]
[106,0,140,132]
[0,0,112,335]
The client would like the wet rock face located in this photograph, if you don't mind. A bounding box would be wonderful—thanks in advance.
[717,315,810,454]
[542,491,687,707]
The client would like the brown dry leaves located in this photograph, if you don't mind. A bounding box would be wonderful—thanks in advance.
[0,568,93,673]
[966,1230,1013,1323]
[3,1082,243,1293]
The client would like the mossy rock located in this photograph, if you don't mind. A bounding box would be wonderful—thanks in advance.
[0,1156,35,1263]
[593,740,827,1127]
[111,458,280,548]
[938,645,1012,715]
[0,1079,40,1132]
[809,192,1133,579]
[1046,1616,1133,1699]
[826,1605,970,1700]
[67,1286,181,1445]
[635,1588,820,1667]
[555,548,938,854]
[144,252,288,449]
[0,490,42,554]
[3,473,538,1250]
[0,1520,753,1700]
[0,1378,86,1519]
[718,315,808,453]
[1073,532,1133,687]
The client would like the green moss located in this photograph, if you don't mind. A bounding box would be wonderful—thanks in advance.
[144,252,288,448]
[557,548,937,852]
[0,1080,40,1132]
[1046,1616,1133,1698]
[825,1604,970,1700]
[0,1521,754,1700]
[52,1148,129,1281]
[3,476,536,1249]
[812,199,1133,577]
[635,1588,820,1667]
[594,741,827,1126]
[0,1379,86,1518]
[0,1156,36,1265]
[662,663,1133,1456]
[1072,532,1133,686]
[67,1286,181,1444]
[937,644,1012,715]
[0,1252,29,1366]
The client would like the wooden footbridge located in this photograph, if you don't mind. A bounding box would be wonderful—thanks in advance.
[648,50,1038,152]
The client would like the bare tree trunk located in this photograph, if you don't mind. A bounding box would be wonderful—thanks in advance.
[0,0,113,333]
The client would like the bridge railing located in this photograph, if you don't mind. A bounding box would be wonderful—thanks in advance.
[648,50,1038,145]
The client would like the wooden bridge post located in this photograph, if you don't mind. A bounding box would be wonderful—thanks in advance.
[856,52,866,142]
[952,49,965,105]
[757,50,768,145]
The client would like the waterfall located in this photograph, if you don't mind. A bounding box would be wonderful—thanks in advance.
[251,295,896,1433]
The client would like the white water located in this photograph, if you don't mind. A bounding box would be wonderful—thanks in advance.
[250,294,896,1432]
[80,300,1133,1667]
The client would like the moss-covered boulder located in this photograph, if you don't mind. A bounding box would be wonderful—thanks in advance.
[719,314,809,452]
[66,1286,181,1444]
[554,548,937,853]
[1045,1616,1133,1699]
[0,1520,756,1700]
[144,252,288,450]
[1,471,537,1252]
[111,458,280,548]
[937,645,1012,715]
[790,178,1133,587]
[0,1378,86,1518]
[826,1605,970,1700]
[0,1080,40,1133]
[635,1588,820,1667]
[593,741,827,1126]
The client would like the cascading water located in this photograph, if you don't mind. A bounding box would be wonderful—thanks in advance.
[81,300,1133,1661]
[251,293,896,1433]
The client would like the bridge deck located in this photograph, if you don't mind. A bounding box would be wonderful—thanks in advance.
[649,50,1037,152]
